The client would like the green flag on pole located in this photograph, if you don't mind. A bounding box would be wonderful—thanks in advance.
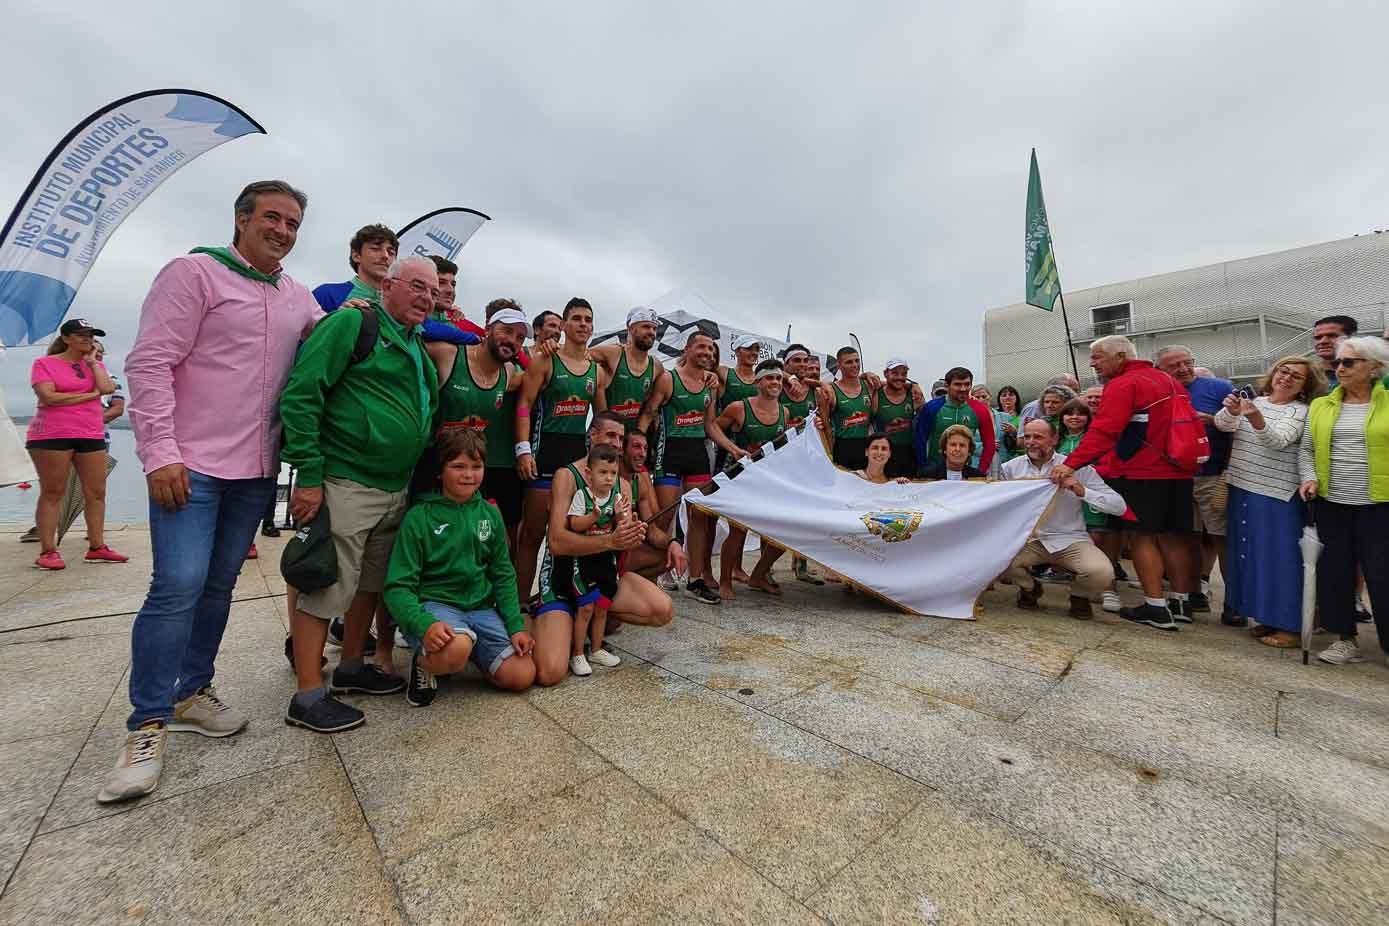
[1025,148,1061,311]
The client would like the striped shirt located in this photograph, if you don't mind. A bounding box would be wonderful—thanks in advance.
[1213,398,1306,501]
[1299,401,1373,505]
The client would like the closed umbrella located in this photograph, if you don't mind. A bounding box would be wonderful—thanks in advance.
[1299,503,1323,666]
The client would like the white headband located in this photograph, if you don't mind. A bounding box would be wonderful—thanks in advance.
[783,348,808,361]
[626,306,659,326]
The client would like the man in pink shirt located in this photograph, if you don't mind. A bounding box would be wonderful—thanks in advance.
[99,181,322,805]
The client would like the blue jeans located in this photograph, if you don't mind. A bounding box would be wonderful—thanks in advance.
[402,602,516,676]
[127,471,275,730]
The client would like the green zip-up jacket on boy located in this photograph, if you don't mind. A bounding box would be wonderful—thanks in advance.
[383,492,523,639]
[280,307,439,491]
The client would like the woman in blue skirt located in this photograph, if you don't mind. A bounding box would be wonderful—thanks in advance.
[1213,356,1327,646]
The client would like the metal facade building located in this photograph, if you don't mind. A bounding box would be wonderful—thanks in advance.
[983,233,1389,396]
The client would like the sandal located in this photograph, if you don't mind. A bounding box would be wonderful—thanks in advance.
[1249,625,1277,639]
[1258,631,1299,648]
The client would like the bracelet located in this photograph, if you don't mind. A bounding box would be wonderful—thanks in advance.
[516,405,530,418]
[514,441,532,458]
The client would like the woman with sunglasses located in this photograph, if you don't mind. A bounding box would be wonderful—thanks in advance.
[1215,356,1325,646]
[1299,336,1389,665]
[25,318,128,569]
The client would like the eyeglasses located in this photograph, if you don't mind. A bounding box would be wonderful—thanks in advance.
[392,278,441,300]
[1332,358,1364,370]
[1273,367,1306,381]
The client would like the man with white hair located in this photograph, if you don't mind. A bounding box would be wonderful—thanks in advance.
[1049,335,1197,632]
[279,254,441,732]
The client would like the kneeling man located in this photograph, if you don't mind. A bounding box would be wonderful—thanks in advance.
[1000,418,1125,619]
[383,430,536,707]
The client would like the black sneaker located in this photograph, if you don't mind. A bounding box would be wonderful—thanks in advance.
[330,662,405,696]
[1120,604,1178,632]
[1221,605,1248,627]
[405,652,437,708]
[285,693,364,733]
[684,578,721,605]
[1189,591,1211,613]
[327,617,377,656]
[1113,561,1129,583]
[283,635,327,671]
[1016,580,1042,610]
[1167,598,1194,624]
[261,523,281,538]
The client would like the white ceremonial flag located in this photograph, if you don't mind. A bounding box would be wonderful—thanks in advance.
[684,417,1057,619]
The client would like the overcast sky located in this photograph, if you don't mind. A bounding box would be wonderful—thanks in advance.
[4,1,1387,414]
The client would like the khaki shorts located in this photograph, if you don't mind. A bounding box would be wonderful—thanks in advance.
[297,477,409,621]
[1192,474,1228,537]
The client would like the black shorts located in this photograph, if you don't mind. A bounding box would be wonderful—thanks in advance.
[657,436,712,486]
[886,444,915,479]
[26,437,106,453]
[832,437,869,471]
[1109,477,1195,535]
[481,466,523,527]
[534,432,588,485]
[575,551,620,606]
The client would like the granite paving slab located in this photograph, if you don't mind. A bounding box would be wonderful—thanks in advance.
[1275,813,1389,926]
[0,758,402,926]
[1275,686,1389,771]
[0,731,85,890]
[531,664,926,901]
[0,631,129,746]
[390,768,821,924]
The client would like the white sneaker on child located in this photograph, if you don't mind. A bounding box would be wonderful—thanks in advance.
[569,654,593,677]
[588,648,622,668]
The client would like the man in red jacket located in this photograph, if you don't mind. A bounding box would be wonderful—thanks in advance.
[1048,335,1196,632]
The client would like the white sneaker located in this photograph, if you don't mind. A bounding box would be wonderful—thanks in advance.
[1102,591,1121,613]
[168,685,248,738]
[97,723,166,804]
[1317,639,1364,665]
[569,654,593,677]
[657,570,679,592]
[588,648,622,668]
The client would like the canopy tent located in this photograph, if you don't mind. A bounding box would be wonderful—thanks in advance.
[590,287,832,369]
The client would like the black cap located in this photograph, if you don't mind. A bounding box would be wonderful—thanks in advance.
[59,318,106,337]
[280,507,339,592]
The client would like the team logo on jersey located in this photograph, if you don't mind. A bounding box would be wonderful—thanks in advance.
[860,510,924,543]
[477,518,492,542]
[494,392,505,409]
[884,417,911,433]
[440,416,488,433]
[584,378,595,396]
[611,399,641,420]
[553,396,589,417]
[673,409,704,428]
[843,410,870,429]
[433,523,450,536]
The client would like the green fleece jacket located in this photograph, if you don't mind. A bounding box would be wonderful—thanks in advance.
[279,307,438,491]
[383,492,522,638]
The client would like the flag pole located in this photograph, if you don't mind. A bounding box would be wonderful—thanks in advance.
[1055,287,1081,382]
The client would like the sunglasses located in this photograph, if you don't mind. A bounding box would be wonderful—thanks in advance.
[1332,358,1364,369]
[70,362,86,380]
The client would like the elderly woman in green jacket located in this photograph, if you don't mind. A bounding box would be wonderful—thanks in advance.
[1298,336,1389,667]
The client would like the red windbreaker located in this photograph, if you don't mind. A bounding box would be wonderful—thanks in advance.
[1062,360,1189,480]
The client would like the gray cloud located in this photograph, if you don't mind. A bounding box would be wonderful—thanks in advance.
[4,1,1387,414]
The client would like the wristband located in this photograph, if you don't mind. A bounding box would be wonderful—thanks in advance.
[514,441,532,458]
[517,405,530,418]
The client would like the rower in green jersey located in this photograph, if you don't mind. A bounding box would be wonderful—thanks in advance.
[637,331,744,604]
[719,334,763,411]
[872,357,926,479]
[818,345,876,471]
[591,305,664,426]
[423,309,531,536]
[713,358,793,600]
[514,298,609,607]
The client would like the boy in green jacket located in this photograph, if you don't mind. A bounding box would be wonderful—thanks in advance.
[383,429,536,707]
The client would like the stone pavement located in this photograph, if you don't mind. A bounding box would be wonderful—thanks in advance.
[1,523,1386,924]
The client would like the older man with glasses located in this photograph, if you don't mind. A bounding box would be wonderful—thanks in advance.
[279,255,441,733]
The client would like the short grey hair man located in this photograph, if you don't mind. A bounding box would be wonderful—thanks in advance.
[1091,334,1137,359]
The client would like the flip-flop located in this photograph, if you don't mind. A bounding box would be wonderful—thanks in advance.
[1258,632,1299,648]
[1249,625,1277,639]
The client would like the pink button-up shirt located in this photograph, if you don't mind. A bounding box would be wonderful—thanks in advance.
[126,246,323,478]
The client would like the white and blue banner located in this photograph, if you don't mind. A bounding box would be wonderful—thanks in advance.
[397,207,490,263]
[0,89,265,346]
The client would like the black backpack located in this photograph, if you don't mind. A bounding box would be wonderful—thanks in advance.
[349,305,380,365]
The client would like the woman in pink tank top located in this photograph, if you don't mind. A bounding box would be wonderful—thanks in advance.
[26,318,129,569]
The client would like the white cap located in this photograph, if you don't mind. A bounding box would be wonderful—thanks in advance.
[488,308,531,336]
[884,357,909,371]
[732,334,761,351]
[626,305,659,326]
